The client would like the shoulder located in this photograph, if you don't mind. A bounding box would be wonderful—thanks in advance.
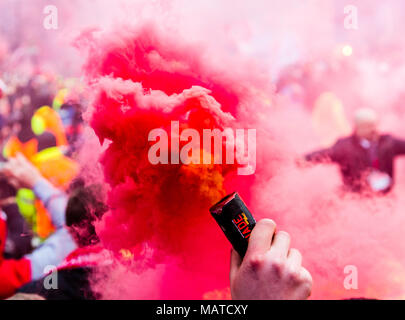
[333,136,354,149]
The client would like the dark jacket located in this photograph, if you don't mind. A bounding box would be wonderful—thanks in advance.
[305,134,405,192]
[17,246,112,300]
[18,267,98,300]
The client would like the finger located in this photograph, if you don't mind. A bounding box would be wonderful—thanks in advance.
[286,248,302,269]
[299,267,313,296]
[270,231,291,258]
[229,249,242,282]
[300,267,312,282]
[245,219,276,257]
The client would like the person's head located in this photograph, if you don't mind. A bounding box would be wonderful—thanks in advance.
[354,108,379,141]
[65,179,107,247]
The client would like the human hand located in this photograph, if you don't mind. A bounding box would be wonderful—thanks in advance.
[230,219,312,300]
[1,153,43,189]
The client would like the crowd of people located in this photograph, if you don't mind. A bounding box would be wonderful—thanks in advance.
[303,108,405,193]
[0,68,106,299]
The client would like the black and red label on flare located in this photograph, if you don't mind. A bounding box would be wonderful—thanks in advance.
[210,192,256,258]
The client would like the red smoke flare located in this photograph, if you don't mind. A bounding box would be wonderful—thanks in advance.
[80,25,262,299]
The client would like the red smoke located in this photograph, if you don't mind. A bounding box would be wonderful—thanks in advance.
[3,0,405,300]
[75,1,405,300]
[80,25,263,299]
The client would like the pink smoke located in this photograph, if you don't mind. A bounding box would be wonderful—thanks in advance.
[78,24,265,299]
[75,1,405,299]
[4,0,405,300]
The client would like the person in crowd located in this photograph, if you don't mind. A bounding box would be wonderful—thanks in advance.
[0,186,32,259]
[0,153,110,299]
[0,116,60,254]
[303,108,405,193]
[0,153,76,298]
[58,102,84,156]
[2,103,79,244]
[17,179,111,300]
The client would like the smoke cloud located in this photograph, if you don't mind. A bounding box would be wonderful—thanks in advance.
[4,0,405,299]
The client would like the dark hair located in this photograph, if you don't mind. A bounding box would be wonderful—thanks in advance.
[65,179,107,247]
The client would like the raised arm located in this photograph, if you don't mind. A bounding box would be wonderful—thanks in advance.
[305,147,334,162]
[33,178,67,229]
[304,138,343,164]
[0,153,77,284]
[1,153,67,229]
[0,208,32,299]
